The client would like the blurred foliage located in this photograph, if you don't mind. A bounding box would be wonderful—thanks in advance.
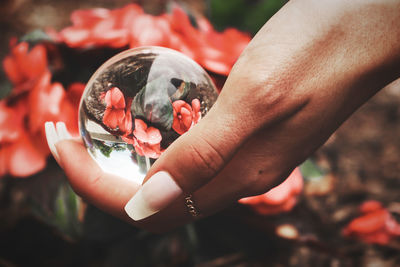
[19,29,53,46]
[31,179,83,240]
[300,159,325,180]
[0,75,12,99]
[209,0,287,34]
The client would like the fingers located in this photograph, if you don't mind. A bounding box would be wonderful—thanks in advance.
[123,98,256,221]
[45,121,140,220]
[55,138,140,220]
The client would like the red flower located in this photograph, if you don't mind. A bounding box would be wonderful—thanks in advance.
[28,71,79,136]
[239,168,303,215]
[133,118,162,145]
[2,42,48,95]
[59,4,143,48]
[342,201,400,245]
[58,4,251,77]
[172,99,201,135]
[167,5,251,76]
[102,87,132,133]
[129,14,173,47]
[0,99,48,177]
[1,132,47,177]
[122,119,163,159]
[1,41,84,178]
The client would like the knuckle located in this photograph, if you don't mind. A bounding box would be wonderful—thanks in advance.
[241,168,288,197]
[188,136,226,179]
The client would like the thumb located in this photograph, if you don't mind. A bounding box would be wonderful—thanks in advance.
[124,97,251,221]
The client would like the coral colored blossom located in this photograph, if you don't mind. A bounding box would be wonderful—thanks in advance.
[239,168,303,215]
[0,99,47,177]
[123,119,163,159]
[58,4,250,76]
[28,71,79,137]
[3,42,48,95]
[0,101,21,143]
[59,4,143,48]
[122,119,163,158]
[342,201,400,245]
[1,41,83,177]
[102,87,132,133]
[172,99,201,135]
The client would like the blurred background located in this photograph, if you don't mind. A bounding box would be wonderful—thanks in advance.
[1,0,400,266]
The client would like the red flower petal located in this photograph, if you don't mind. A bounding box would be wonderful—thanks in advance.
[0,101,22,143]
[345,209,388,234]
[133,119,149,142]
[3,56,23,84]
[67,82,86,107]
[71,8,110,27]
[28,72,67,133]
[103,108,125,129]
[0,146,9,177]
[360,200,383,213]
[239,168,303,215]
[146,127,162,145]
[60,28,92,48]
[105,87,125,109]
[172,100,195,135]
[119,110,132,134]
[8,133,47,177]
[23,44,48,81]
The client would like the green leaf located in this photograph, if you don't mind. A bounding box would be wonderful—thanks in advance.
[52,182,82,238]
[132,77,174,130]
[19,29,53,45]
[209,0,286,34]
[93,139,113,157]
[300,159,324,180]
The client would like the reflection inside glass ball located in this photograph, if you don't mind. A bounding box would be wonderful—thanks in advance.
[79,47,218,184]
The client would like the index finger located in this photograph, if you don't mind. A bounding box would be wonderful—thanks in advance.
[55,139,140,221]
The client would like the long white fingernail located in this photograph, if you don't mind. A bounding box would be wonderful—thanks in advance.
[45,122,61,162]
[124,171,182,221]
[56,122,72,140]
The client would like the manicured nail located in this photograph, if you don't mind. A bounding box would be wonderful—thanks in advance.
[45,122,60,162]
[56,122,72,140]
[124,171,182,221]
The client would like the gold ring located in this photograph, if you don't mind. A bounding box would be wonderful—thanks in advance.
[185,195,200,217]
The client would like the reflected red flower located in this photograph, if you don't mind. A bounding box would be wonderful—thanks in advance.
[133,119,162,145]
[239,168,303,215]
[342,201,400,245]
[102,87,132,134]
[124,118,163,159]
[172,99,201,135]
[3,42,48,95]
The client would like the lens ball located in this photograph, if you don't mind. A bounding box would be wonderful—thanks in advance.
[79,47,218,184]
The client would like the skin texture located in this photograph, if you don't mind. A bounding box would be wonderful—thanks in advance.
[55,0,400,232]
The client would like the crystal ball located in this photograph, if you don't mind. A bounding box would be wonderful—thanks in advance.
[79,47,218,184]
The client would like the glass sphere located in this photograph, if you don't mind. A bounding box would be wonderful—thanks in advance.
[79,46,218,184]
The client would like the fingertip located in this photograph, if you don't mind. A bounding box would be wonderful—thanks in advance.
[44,121,60,162]
[56,121,72,140]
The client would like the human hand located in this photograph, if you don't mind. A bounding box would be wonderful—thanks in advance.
[47,0,400,232]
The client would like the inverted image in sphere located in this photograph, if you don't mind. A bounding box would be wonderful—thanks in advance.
[79,46,218,184]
